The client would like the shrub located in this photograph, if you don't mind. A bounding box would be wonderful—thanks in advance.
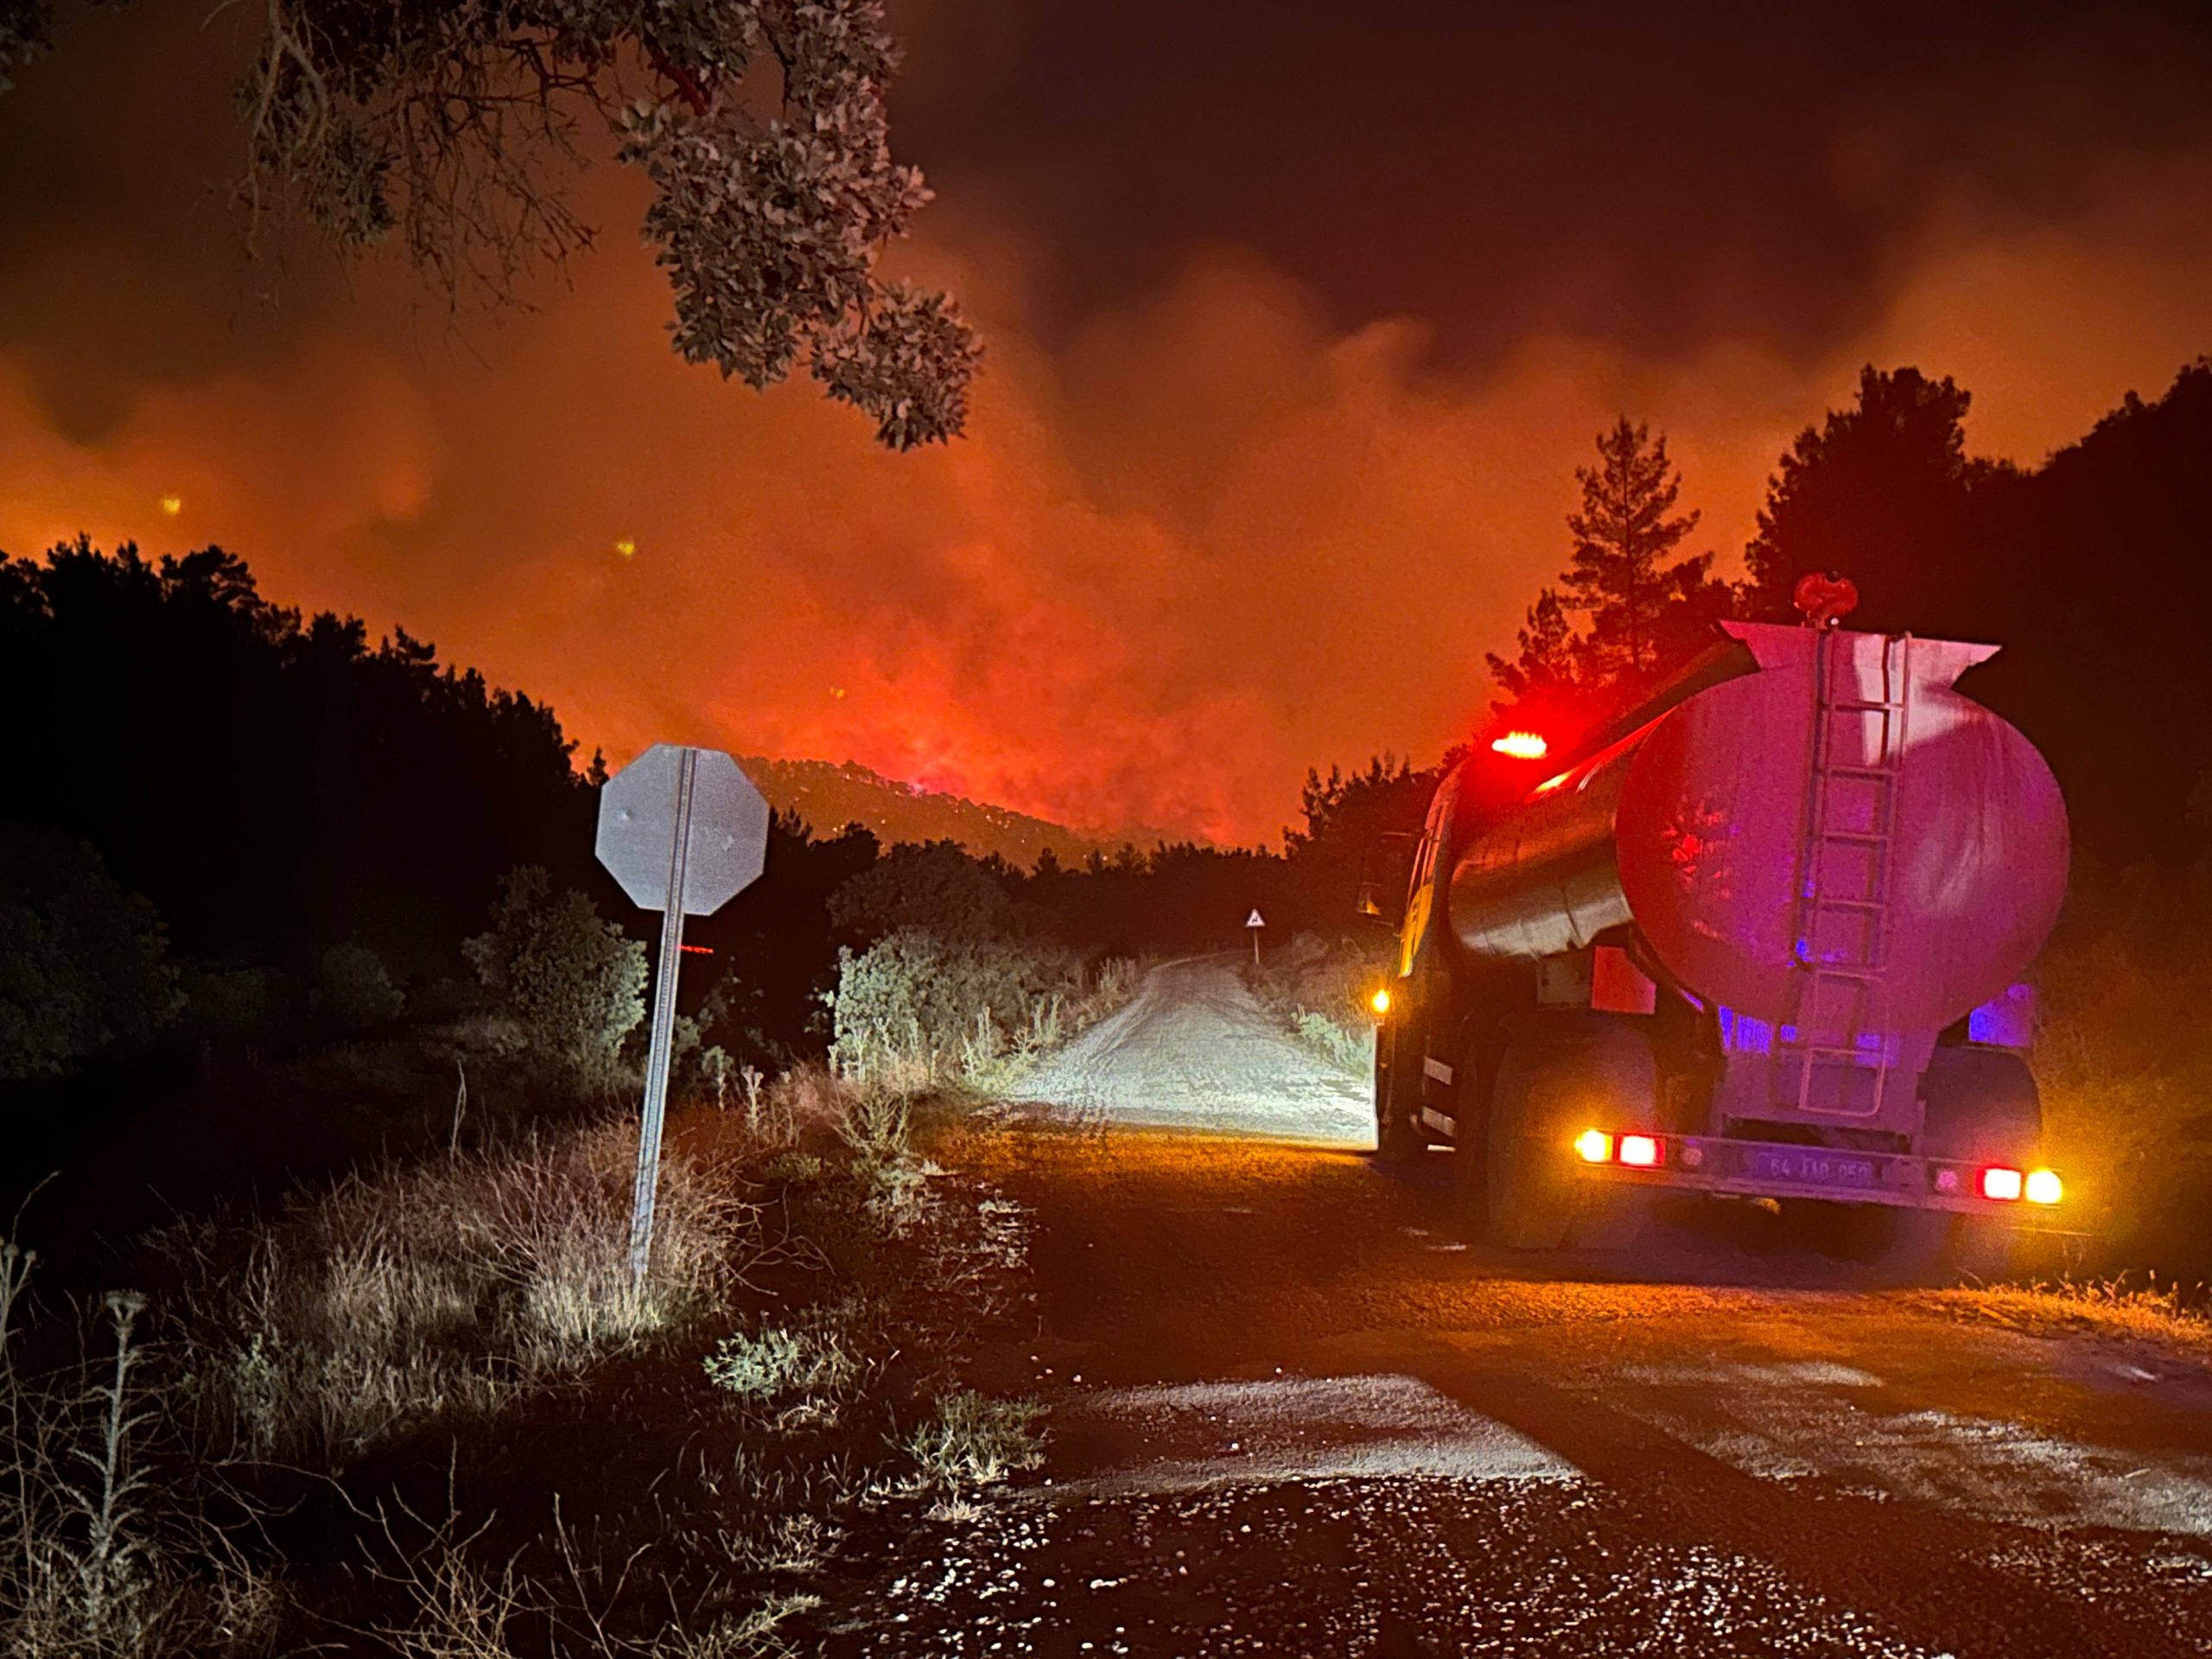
[316,943,404,1031]
[903,1390,1044,1491]
[828,929,1077,1086]
[0,827,181,1079]
[702,1323,855,1404]
[759,1151,824,1185]
[462,867,646,1089]
[181,964,302,1043]
[1294,1007,1374,1075]
[1247,931,1386,1078]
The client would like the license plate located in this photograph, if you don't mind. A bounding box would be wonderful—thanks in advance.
[1750,1148,1877,1191]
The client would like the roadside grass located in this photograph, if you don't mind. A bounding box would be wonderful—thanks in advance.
[903,1390,1046,1492]
[1909,1276,2212,1355]
[1244,932,1385,1078]
[150,1119,751,1469]
[2,1059,1046,1656]
[0,1266,283,1658]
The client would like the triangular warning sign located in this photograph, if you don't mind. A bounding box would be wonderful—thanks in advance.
[1245,909,1265,928]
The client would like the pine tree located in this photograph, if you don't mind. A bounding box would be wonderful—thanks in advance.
[1484,589,1581,709]
[1562,417,1719,690]
[1487,418,1730,730]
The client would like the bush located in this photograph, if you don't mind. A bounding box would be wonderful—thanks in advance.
[829,929,1079,1087]
[0,827,181,1078]
[462,867,646,1089]
[1246,931,1384,1077]
[181,964,302,1042]
[702,1322,856,1404]
[316,943,404,1031]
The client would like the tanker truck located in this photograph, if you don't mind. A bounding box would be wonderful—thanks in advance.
[1371,616,2071,1268]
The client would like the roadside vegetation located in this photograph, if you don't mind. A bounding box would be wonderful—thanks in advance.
[1913,1276,2212,1356]
[2029,794,2212,1287]
[0,1062,1042,1656]
[822,843,1143,1096]
[1244,932,1389,1079]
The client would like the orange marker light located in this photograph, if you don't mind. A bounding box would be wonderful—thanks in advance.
[1618,1134,1662,1168]
[1573,1128,1612,1164]
[2024,1168,2063,1205]
[1491,731,1548,760]
[1980,1166,2024,1202]
[1369,987,1391,1017]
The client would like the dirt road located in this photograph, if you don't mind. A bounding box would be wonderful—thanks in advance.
[999,956,1372,1143]
[830,963,2212,1656]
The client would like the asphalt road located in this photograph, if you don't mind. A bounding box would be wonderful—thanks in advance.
[834,961,2212,1656]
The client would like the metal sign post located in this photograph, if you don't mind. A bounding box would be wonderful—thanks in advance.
[596,745,770,1287]
[1246,907,1265,967]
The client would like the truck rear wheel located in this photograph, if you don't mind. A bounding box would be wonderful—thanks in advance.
[1918,1046,2043,1283]
[1374,1022,1425,1165]
[1485,1041,1572,1249]
[1484,1017,1658,1252]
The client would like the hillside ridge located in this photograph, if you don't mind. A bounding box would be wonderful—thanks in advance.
[741,755,1183,868]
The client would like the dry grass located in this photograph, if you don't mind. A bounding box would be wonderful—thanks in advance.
[0,1068,1040,1656]
[1910,1276,2212,1354]
[900,1390,1045,1493]
[156,1120,754,1465]
[0,1259,283,1657]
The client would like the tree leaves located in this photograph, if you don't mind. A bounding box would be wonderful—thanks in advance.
[0,0,52,96]
[8,0,978,446]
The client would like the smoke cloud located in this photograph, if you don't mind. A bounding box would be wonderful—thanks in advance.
[1,5,2208,843]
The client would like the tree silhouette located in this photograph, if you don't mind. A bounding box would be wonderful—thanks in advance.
[1743,365,2002,630]
[1488,417,1730,736]
[1564,418,1720,687]
[0,539,594,971]
[1484,589,1580,713]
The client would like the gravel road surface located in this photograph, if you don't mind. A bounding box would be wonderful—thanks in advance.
[997,956,1371,1143]
[818,961,2212,1656]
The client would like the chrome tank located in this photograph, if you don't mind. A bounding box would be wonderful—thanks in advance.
[1446,621,2070,1030]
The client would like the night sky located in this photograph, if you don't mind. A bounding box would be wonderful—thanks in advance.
[3,1,2209,842]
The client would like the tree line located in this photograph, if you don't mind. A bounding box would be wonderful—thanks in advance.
[3,356,2209,1099]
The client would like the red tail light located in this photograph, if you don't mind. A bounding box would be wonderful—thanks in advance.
[1980,1166,2024,1202]
[1618,1134,1662,1168]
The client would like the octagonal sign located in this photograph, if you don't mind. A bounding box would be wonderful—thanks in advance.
[595,745,770,916]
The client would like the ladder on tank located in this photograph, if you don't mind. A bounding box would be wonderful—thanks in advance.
[1786,631,1913,1118]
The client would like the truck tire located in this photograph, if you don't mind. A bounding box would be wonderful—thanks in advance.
[1373,1022,1425,1165]
[1484,1017,1658,1252]
[1910,1047,2044,1281]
